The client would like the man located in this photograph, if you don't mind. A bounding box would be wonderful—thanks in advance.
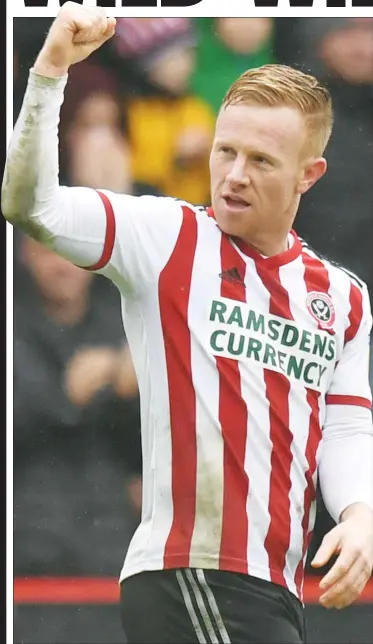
[3,4,373,643]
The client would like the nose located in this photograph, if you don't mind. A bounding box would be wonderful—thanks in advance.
[226,156,250,188]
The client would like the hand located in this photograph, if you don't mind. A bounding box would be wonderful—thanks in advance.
[34,2,116,77]
[311,503,373,609]
[65,346,119,406]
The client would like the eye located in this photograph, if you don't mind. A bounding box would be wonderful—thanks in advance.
[219,145,235,156]
[253,155,271,166]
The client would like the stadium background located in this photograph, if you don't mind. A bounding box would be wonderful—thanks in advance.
[12,16,373,644]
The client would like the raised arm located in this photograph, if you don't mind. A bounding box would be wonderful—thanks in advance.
[3,2,192,295]
[2,3,116,263]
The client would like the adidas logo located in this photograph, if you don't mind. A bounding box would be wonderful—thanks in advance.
[219,267,245,285]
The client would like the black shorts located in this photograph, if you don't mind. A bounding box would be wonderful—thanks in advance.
[120,568,306,644]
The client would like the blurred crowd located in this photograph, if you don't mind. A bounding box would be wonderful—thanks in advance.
[13,17,373,578]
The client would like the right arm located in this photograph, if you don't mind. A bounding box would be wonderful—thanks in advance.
[2,3,117,264]
[3,3,186,293]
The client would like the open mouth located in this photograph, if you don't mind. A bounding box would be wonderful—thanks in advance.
[223,196,250,210]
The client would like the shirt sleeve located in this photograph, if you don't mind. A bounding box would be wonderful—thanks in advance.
[49,186,185,296]
[319,280,373,522]
[325,280,372,409]
[319,404,373,522]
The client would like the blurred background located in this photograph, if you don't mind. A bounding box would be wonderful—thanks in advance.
[12,17,373,644]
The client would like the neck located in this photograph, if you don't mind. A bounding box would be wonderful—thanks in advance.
[241,231,290,257]
[43,293,88,326]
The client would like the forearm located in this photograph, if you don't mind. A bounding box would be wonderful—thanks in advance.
[2,68,68,240]
[3,66,113,268]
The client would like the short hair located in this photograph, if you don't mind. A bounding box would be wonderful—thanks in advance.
[222,64,333,158]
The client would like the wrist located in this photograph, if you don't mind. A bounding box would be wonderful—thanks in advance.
[33,50,69,78]
[340,502,373,524]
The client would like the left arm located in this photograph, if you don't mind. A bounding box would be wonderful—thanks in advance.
[313,281,373,609]
[314,405,373,608]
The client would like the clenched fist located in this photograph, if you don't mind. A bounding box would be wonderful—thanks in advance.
[34,2,116,77]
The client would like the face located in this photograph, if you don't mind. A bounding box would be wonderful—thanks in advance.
[148,46,196,95]
[24,239,92,305]
[210,103,326,243]
[320,24,373,84]
[74,92,121,128]
[217,18,273,55]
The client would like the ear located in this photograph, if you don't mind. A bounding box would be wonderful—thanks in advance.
[297,157,327,195]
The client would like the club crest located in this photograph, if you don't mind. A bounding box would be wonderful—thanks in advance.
[306,291,335,329]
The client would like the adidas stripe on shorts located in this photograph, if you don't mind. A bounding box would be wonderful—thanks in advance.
[120,568,306,643]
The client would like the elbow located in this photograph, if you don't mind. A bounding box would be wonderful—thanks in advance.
[1,171,39,230]
[1,187,16,224]
[2,163,62,241]
[1,156,41,225]
[1,169,20,224]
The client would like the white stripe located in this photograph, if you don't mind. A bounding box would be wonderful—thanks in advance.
[196,569,231,644]
[13,0,370,20]
[119,291,174,579]
[241,259,272,581]
[185,570,220,644]
[189,213,225,566]
[6,9,14,644]
[176,570,207,644]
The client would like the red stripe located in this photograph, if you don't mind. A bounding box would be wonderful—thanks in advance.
[85,191,116,271]
[216,236,249,573]
[299,250,331,592]
[344,283,363,344]
[295,391,322,597]
[301,250,335,333]
[160,206,198,568]
[13,576,373,604]
[326,394,372,409]
[255,266,293,587]
[301,250,331,295]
